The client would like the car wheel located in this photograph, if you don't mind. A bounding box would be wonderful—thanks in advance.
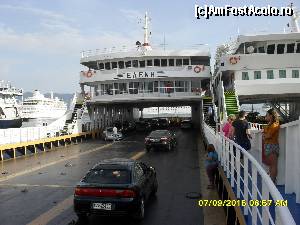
[167,143,172,151]
[133,197,145,220]
[152,179,158,195]
[76,213,88,222]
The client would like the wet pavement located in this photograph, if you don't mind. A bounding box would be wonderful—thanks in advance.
[0,129,204,225]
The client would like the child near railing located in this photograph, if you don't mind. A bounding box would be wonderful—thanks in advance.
[205,144,218,189]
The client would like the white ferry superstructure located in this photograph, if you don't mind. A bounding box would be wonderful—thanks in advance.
[0,80,23,129]
[21,90,67,119]
[213,5,300,122]
[79,12,211,128]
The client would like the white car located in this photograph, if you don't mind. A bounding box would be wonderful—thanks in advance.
[103,127,123,141]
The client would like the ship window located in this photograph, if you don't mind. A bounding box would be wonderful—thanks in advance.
[258,46,265,53]
[132,60,138,68]
[118,61,124,69]
[175,81,185,92]
[277,44,285,54]
[139,60,145,68]
[267,44,275,54]
[176,59,182,66]
[105,62,111,70]
[190,56,210,66]
[267,70,274,79]
[292,70,299,78]
[254,71,261,79]
[111,62,118,69]
[125,60,132,68]
[147,59,153,66]
[161,59,167,67]
[154,59,160,66]
[242,72,249,80]
[168,59,174,66]
[183,59,189,65]
[154,81,158,92]
[279,70,286,78]
[287,43,295,53]
[114,83,120,94]
[296,43,300,53]
[99,62,104,70]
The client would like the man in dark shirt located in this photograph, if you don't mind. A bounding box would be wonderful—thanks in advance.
[232,111,252,150]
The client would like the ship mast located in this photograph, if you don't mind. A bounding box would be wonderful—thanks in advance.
[142,12,152,50]
[289,3,300,32]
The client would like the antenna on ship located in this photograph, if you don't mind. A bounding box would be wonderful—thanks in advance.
[142,12,152,50]
[288,3,300,32]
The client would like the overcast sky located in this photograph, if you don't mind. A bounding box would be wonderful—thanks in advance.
[0,0,296,93]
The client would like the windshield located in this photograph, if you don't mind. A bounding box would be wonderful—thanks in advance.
[83,169,131,184]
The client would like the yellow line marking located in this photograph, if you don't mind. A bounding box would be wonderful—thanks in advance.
[0,143,113,182]
[26,150,146,225]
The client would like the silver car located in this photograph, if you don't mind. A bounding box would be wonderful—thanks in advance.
[103,127,123,141]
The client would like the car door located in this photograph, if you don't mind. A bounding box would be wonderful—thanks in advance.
[137,162,152,200]
[134,163,148,199]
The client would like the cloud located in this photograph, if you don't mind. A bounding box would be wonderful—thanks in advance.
[0,4,70,22]
[120,9,144,23]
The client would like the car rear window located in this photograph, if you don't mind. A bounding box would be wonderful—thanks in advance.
[107,128,113,132]
[150,130,168,137]
[83,169,131,184]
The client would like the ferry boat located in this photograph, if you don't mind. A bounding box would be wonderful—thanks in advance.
[21,90,67,119]
[0,80,23,129]
[78,12,211,129]
[212,5,300,123]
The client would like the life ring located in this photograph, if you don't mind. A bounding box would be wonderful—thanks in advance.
[194,66,202,73]
[86,71,93,78]
[229,56,240,65]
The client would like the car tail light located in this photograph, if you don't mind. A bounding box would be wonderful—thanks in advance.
[74,188,136,198]
[160,137,168,141]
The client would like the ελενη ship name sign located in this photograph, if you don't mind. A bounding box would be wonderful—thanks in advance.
[117,71,156,79]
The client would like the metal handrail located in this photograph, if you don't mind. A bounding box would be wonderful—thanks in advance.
[203,123,296,225]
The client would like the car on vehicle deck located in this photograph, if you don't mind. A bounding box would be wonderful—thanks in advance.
[181,119,193,129]
[74,158,158,221]
[145,130,177,151]
[157,118,169,129]
[102,127,123,141]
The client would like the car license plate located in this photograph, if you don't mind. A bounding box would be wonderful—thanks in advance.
[150,139,159,142]
[92,203,112,210]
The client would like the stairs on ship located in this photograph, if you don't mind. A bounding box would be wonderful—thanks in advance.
[203,97,216,130]
[224,90,239,116]
[60,103,84,136]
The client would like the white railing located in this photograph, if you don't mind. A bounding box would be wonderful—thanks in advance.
[80,44,210,58]
[249,122,265,130]
[249,119,300,203]
[0,113,69,145]
[203,123,296,225]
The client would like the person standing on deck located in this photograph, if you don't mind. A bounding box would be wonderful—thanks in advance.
[222,114,235,139]
[113,126,118,141]
[263,108,280,183]
[232,111,252,151]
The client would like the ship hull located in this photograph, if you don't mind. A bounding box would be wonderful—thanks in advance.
[0,118,22,129]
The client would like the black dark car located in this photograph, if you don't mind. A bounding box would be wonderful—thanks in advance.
[74,158,158,221]
[158,118,169,129]
[150,119,159,130]
[122,121,136,134]
[145,130,177,151]
[135,121,152,132]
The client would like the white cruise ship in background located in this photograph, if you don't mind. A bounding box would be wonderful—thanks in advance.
[0,80,23,129]
[21,90,67,120]
[212,5,300,124]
